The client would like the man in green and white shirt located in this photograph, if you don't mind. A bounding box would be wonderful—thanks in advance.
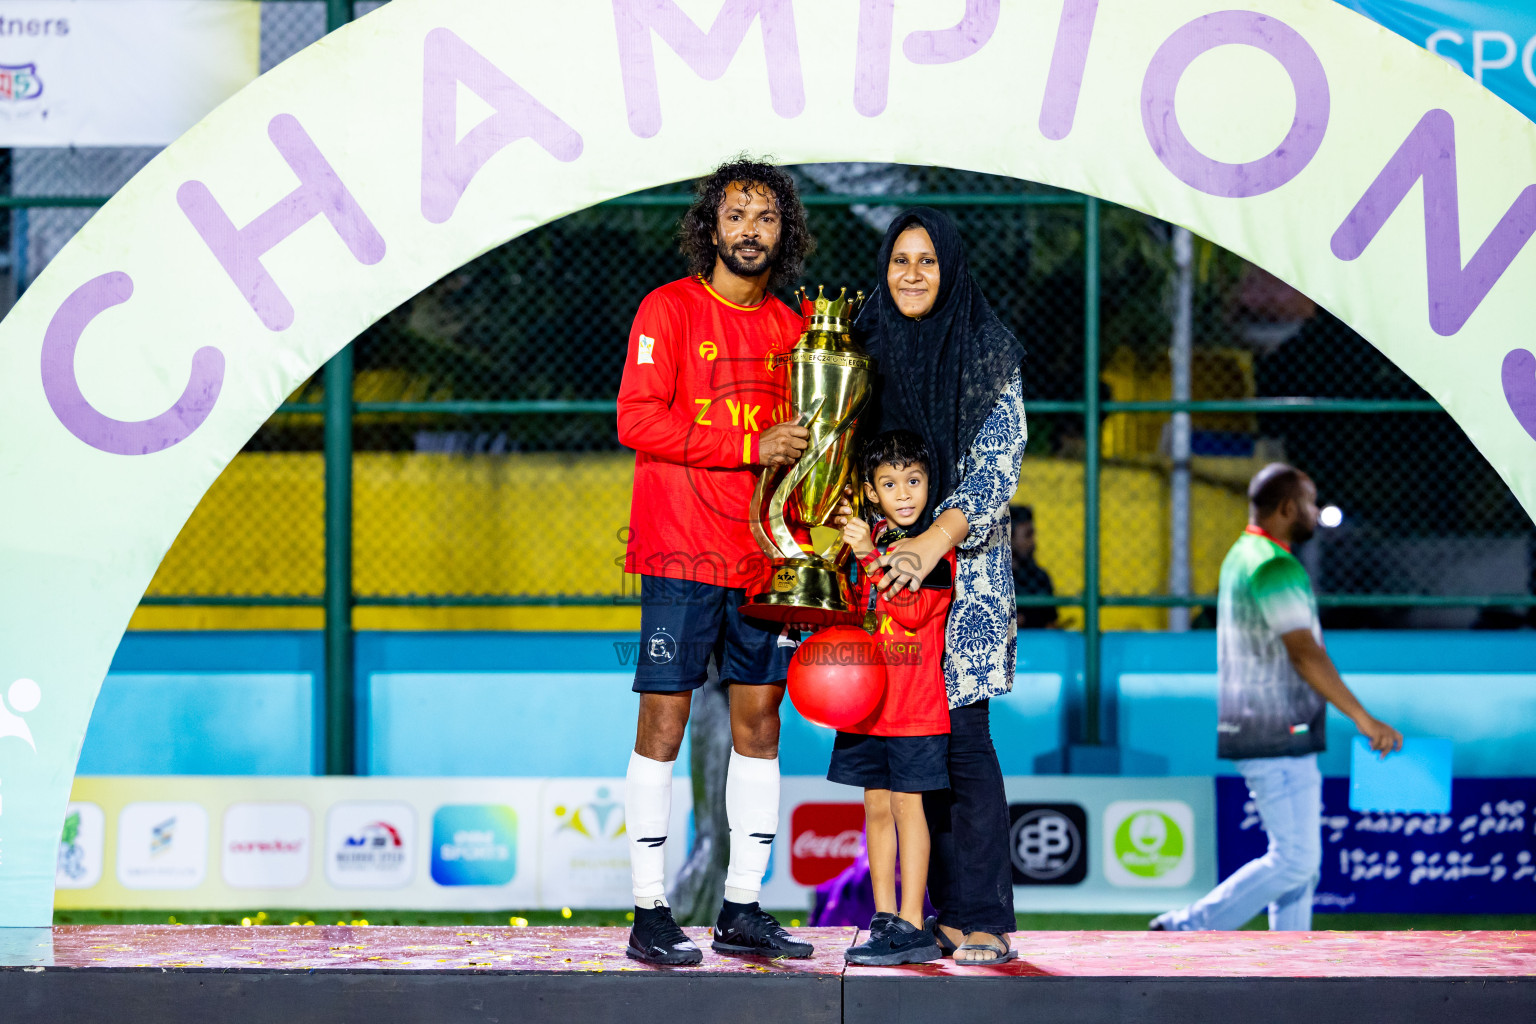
[1153,464,1400,932]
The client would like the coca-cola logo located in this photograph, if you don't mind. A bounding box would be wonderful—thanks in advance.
[790,802,865,886]
[792,829,863,859]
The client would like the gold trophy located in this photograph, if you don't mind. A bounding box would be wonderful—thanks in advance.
[741,286,874,627]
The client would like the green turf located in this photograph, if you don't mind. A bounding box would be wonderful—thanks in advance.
[50,908,1536,931]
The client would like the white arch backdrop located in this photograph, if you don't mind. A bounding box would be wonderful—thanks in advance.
[0,0,1534,925]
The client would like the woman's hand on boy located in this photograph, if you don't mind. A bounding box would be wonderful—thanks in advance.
[872,511,968,593]
[841,516,875,558]
[875,538,931,593]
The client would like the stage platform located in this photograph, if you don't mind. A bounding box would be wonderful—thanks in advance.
[1,925,1531,1023]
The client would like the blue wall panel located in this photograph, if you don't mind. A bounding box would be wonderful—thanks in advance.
[358,631,1078,777]
[79,673,314,775]
[85,632,323,775]
[84,630,1534,777]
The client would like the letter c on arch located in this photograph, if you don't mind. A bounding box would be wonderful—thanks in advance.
[40,272,225,456]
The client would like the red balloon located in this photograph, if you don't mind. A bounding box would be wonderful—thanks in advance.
[787,625,886,730]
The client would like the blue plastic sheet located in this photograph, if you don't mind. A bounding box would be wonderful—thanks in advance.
[1350,736,1454,813]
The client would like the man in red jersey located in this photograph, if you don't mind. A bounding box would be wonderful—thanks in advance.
[617,159,816,965]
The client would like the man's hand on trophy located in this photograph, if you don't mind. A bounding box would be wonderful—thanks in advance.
[830,485,857,527]
[757,423,811,467]
[841,516,875,558]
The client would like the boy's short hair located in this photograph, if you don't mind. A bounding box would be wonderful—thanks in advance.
[861,429,931,480]
[1010,504,1034,524]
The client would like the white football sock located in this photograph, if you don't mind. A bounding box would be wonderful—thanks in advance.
[626,751,674,907]
[724,749,780,904]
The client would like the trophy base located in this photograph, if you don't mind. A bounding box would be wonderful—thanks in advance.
[740,557,856,630]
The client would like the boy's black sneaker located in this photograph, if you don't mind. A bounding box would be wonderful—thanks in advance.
[626,904,703,966]
[845,916,942,966]
[867,911,897,940]
[711,900,814,958]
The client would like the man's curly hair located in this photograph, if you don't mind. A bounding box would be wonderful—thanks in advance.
[678,157,814,291]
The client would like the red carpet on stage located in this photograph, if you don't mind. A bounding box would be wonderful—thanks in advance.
[42,923,853,973]
[857,928,1536,977]
[2,925,1531,1023]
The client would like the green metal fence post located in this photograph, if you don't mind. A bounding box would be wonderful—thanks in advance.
[322,0,355,776]
[1082,197,1102,749]
[325,0,351,32]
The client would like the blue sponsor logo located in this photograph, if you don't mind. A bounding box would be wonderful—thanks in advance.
[431,804,517,886]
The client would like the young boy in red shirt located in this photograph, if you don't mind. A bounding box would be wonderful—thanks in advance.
[830,430,953,965]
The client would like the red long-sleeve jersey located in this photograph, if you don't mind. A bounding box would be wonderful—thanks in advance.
[618,276,802,588]
[845,537,955,737]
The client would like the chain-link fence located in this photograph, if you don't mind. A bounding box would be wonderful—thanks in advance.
[8,4,1534,637]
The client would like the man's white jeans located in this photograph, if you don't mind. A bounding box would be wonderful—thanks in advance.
[1157,753,1322,931]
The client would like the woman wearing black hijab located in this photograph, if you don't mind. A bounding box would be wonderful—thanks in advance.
[853,208,1027,963]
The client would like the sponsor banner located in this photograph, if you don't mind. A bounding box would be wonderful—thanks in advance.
[116,801,208,890]
[432,803,518,888]
[765,776,1215,914]
[1103,801,1197,889]
[1218,776,1536,914]
[537,780,627,909]
[325,801,414,890]
[0,0,258,146]
[1004,777,1215,913]
[222,802,310,889]
[1009,803,1088,886]
[56,776,693,912]
[59,775,1212,913]
[789,802,865,887]
[54,801,103,890]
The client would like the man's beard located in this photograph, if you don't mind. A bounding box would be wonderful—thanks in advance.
[1291,520,1316,545]
[717,238,777,278]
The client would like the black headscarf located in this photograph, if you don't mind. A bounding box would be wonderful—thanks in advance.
[856,207,1024,520]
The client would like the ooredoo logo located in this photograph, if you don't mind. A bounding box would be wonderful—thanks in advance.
[790,803,863,886]
[222,802,311,889]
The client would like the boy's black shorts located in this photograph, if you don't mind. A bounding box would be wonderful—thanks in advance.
[632,574,797,693]
[828,732,949,793]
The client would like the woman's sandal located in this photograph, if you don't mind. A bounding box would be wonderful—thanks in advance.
[953,937,1018,965]
[923,917,958,957]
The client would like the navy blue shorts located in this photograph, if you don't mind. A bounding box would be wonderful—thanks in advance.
[632,575,797,693]
[828,732,949,793]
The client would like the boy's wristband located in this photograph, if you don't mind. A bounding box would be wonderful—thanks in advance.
[857,550,881,571]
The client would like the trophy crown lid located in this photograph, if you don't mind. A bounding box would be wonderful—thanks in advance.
[797,285,864,324]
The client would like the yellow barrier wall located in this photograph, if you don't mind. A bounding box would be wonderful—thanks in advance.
[130,453,1247,631]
